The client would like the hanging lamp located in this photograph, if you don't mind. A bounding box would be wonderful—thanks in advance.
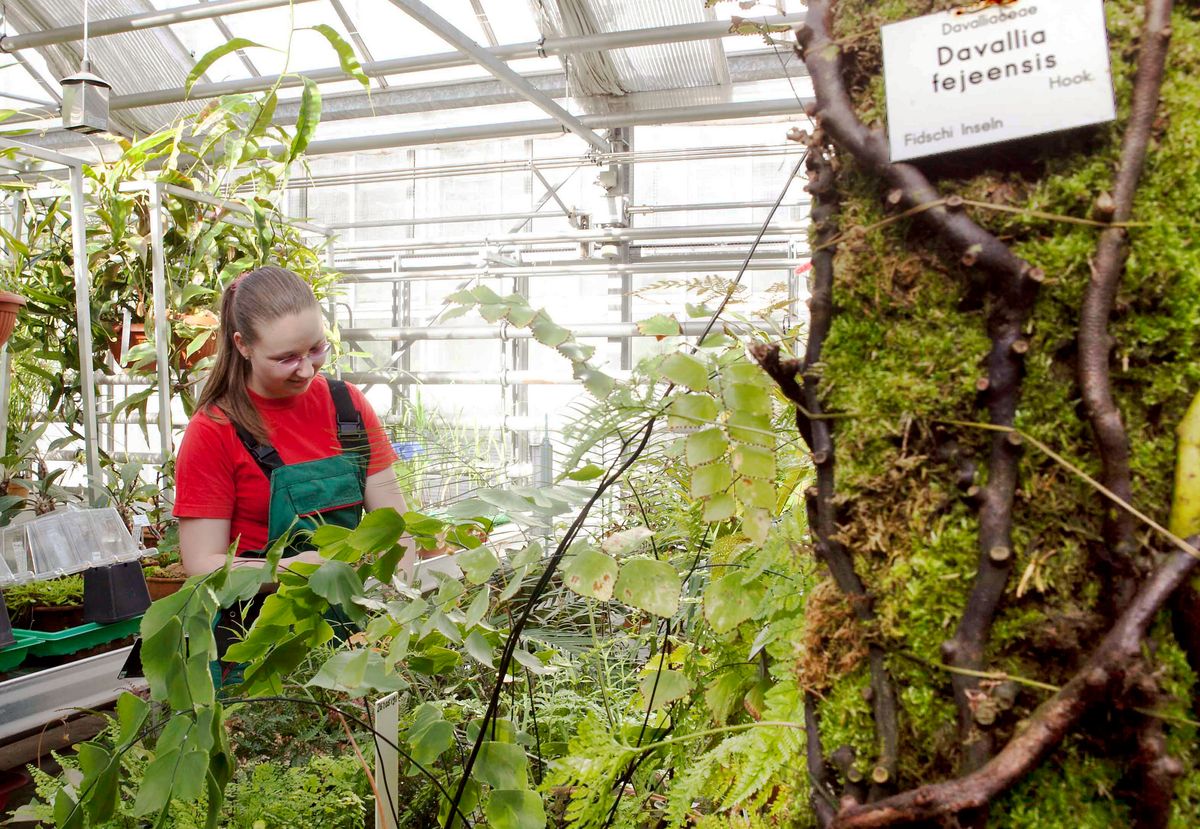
[60,0,111,133]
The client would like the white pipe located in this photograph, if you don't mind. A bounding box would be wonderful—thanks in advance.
[336,221,806,252]
[338,257,807,283]
[148,183,173,464]
[0,0,320,52]
[69,165,102,502]
[341,319,779,341]
[302,99,810,157]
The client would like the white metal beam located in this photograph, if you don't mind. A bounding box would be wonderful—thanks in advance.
[383,0,609,153]
[302,98,810,156]
[0,0,321,53]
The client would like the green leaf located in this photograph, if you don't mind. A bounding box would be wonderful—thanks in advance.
[691,462,733,498]
[637,314,681,337]
[615,558,680,618]
[408,646,461,675]
[557,341,595,362]
[351,508,406,553]
[566,463,605,481]
[512,648,554,675]
[485,790,546,829]
[735,477,775,510]
[308,649,369,693]
[686,428,728,466]
[732,444,777,479]
[456,545,501,585]
[464,629,495,668]
[465,584,491,628]
[475,742,528,790]
[704,573,765,634]
[668,393,719,429]
[186,39,268,93]
[704,664,757,724]
[600,526,654,556]
[727,412,774,446]
[405,704,455,766]
[309,24,370,89]
[77,742,118,823]
[659,352,709,391]
[685,302,713,319]
[574,364,615,399]
[530,313,569,347]
[289,76,321,161]
[639,668,691,709]
[116,692,150,745]
[723,382,772,416]
[134,749,181,816]
[702,493,736,522]
[563,547,618,601]
[308,560,366,623]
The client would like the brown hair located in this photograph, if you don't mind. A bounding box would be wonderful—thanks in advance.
[196,266,320,443]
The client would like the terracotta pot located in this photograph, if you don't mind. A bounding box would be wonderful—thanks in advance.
[0,291,26,349]
[109,321,218,371]
[174,332,217,369]
[146,576,187,602]
[29,603,84,632]
[108,322,155,371]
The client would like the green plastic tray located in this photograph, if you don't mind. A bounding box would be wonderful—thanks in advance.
[0,630,40,672]
[22,615,142,658]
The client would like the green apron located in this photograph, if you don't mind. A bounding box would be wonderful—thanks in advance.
[213,377,369,686]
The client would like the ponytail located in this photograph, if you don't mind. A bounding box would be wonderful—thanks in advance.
[196,266,320,443]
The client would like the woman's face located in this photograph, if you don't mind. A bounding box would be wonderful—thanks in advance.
[234,307,329,399]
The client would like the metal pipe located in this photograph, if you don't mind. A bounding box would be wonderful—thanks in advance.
[342,319,779,342]
[0,0,319,53]
[339,257,807,283]
[68,164,101,502]
[343,370,629,386]
[109,13,803,109]
[384,0,610,153]
[329,210,563,230]
[302,99,811,157]
[629,199,811,214]
[147,184,173,464]
[264,143,805,190]
[337,221,805,252]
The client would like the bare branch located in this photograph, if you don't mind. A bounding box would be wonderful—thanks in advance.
[1079,0,1174,610]
[831,546,1199,829]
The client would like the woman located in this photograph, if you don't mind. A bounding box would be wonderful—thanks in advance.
[174,265,415,576]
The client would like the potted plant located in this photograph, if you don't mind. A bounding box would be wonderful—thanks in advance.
[142,523,185,601]
[2,574,84,631]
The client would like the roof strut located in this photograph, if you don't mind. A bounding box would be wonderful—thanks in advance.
[382,0,611,154]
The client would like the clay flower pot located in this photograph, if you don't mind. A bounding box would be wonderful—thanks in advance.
[0,291,27,349]
[108,321,154,371]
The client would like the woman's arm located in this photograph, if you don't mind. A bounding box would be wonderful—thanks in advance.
[363,464,426,578]
[179,517,322,576]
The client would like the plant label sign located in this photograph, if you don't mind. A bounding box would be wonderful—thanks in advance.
[881,0,1116,162]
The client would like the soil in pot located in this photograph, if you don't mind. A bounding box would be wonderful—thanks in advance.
[28,603,85,632]
[145,562,187,601]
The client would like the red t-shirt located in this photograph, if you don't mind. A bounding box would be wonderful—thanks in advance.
[174,375,397,554]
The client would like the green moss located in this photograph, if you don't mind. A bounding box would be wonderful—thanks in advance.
[994,746,1130,828]
[791,0,1200,818]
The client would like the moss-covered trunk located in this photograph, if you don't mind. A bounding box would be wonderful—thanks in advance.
[767,0,1200,825]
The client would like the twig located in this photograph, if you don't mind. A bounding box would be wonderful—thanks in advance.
[1078,0,1174,610]
[831,543,1199,828]
[337,710,390,829]
[752,130,899,798]
[795,0,1039,797]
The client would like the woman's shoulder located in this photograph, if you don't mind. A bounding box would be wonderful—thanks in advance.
[182,405,236,442]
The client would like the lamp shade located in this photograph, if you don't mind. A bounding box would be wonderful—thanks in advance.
[60,61,112,134]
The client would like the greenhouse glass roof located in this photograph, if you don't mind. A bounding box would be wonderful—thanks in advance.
[0,0,810,147]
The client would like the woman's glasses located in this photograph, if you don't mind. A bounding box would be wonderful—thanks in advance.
[273,341,331,370]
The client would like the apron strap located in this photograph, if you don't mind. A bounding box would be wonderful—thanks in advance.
[327,377,367,458]
[234,377,367,482]
[234,421,284,480]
